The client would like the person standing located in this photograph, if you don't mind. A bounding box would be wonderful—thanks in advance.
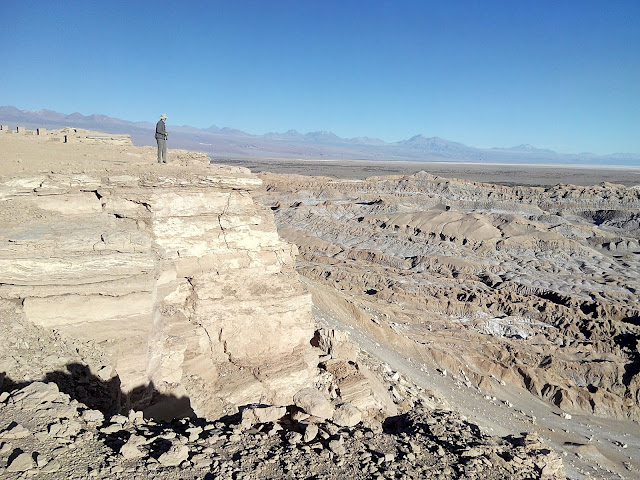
[155,113,169,164]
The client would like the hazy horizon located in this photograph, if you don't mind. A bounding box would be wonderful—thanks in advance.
[1,1,638,155]
[4,104,640,161]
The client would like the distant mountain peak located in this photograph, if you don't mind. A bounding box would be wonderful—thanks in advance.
[506,144,555,154]
[306,130,339,137]
[398,135,468,151]
[304,131,342,143]
[347,135,387,145]
[406,134,423,141]
[404,135,450,143]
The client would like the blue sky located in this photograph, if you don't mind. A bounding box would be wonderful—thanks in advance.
[1,0,638,154]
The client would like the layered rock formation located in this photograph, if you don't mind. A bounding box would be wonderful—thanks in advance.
[258,171,640,421]
[0,134,318,419]
[14,132,640,476]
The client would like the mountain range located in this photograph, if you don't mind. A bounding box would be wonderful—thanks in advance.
[1,106,639,166]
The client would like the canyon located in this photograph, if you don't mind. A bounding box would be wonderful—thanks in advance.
[257,169,640,421]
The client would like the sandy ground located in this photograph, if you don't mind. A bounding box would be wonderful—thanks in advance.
[215,157,640,187]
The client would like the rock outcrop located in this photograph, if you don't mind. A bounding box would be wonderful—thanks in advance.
[1,125,132,145]
[0,134,318,419]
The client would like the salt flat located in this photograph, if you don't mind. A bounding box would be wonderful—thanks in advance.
[220,156,640,187]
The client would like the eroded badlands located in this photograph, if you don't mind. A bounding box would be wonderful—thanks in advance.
[259,171,640,421]
[256,169,640,478]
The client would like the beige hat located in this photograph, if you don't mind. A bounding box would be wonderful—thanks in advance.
[160,113,167,120]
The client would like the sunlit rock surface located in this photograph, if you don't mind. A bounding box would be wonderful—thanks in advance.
[0,134,318,419]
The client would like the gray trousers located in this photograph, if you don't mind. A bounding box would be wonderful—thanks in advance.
[157,137,167,163]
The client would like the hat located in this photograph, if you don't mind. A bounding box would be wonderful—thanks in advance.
[160,113,167,120]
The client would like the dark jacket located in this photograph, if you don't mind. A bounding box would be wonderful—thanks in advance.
[155,120,167,140]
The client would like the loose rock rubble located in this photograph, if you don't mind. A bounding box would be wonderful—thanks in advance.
[0,382,565,479]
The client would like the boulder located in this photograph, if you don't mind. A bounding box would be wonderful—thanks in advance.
[303,423,319,442]
[7,451,36,472]
[120,434,146,459]
[241,405,287,426]
[293,388,334,420]
[332,402,362,427]
[158,442,189,467]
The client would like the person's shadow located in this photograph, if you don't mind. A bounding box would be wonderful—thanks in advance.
[0,362,193,421]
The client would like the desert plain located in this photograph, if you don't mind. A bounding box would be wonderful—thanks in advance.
[219,156,640,187]
[0,128,639,479]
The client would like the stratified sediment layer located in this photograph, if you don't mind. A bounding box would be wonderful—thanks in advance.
[0,134,318,419]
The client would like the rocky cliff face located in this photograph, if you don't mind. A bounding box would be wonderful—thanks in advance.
[0,141,318,419]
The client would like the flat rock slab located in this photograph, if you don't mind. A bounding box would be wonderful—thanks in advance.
[332,402,362,427]
[7,451,36,472]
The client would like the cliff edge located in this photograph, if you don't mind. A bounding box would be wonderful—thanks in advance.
[0,131,318,419]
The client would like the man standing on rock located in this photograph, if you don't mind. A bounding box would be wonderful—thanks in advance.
[155,113,169,164]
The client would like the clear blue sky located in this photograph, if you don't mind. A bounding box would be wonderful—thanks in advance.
[1,0,638,154]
